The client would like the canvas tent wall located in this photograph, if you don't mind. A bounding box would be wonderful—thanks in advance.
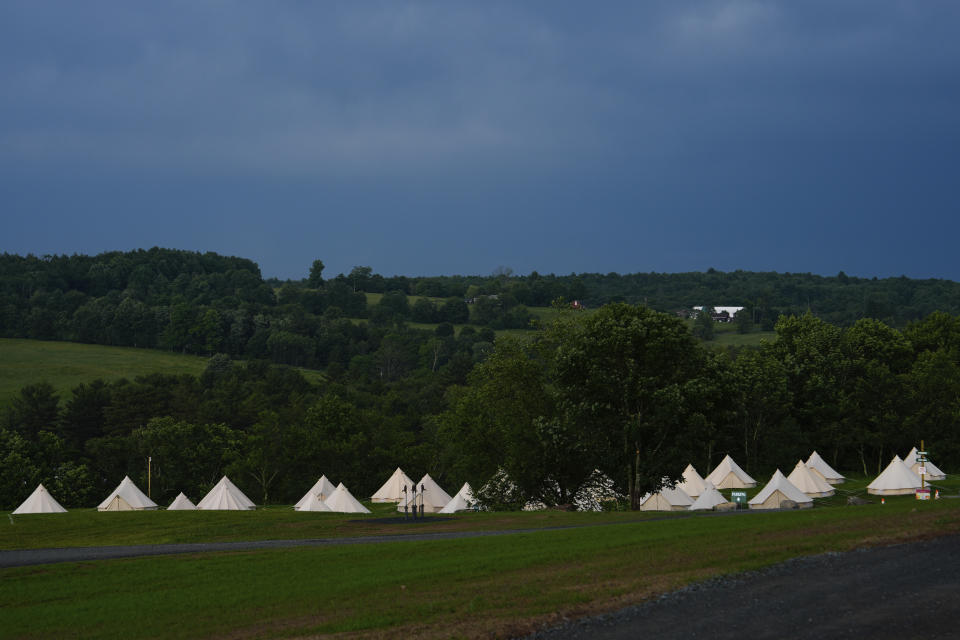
[903,447,946,481]
[638,486,693,511]
[100,495,134,511]
[371,467,415,503]
[749,470,813,510]
[705,455,757,489]
[13,484,67,514]
[688,482,732,511]
[867,456,922,496]
[397,473,453,513]
[805,451,845,484]
[97,476,158,511]
[326,483,371,513]
[168,492,196,510]
[296,491,332,512]
[440,483,476,513]
[295,476,338,509]
[787,460,835,497]
[677,464,707,498]
[196,476,256,510]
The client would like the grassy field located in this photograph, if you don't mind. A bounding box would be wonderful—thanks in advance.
[2,494,958,639]
[0,502,674,551]
[0,339,210,408]
[0,339,328,409]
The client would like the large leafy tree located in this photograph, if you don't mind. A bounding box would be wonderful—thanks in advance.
[307,259,325,289]
[4,382,60,440]
[729,347,793,472]
[132,417,242,504]
[840,318,913,474]
[551,303,709,508]
[770,312,847,466]
[437,336,558,507]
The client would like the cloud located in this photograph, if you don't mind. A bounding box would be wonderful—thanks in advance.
[3,1,960,279]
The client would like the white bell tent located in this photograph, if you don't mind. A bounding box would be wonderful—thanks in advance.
[167,492,196,510]
[638,485,693,511]
[867,456,923,496]
[98,476,158,511]
[677,464,707,498]
[326,483,371,513]
[903,447,946,481]
[705,455,757,489]
[805,451,845,484]
[439,482,476,513]
[196,476,256,510]
[371,467,415,503]
[687,482,732,511]
[397,473,452,513]
[748,470,812,510]
[296,491,332,512]
[295,475,338,509]
[786,460,835,497]
[13,484,67,514]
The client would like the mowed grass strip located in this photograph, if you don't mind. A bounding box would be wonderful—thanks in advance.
[0,503,684,550]
[2,498,959,639]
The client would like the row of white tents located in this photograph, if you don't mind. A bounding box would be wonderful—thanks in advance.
[637,447,948,512]
[11,467,477,515]
[866,448,946,495]
[8,448,945,514]
[638,452,844,512]
[369,467,476,514]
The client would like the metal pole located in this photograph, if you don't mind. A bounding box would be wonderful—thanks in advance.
[148,456,152,498]
[921,440,926,491]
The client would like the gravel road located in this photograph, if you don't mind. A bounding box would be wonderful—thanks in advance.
[525,535,960,640]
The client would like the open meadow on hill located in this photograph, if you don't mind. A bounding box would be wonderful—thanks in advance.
[0,339,326,409]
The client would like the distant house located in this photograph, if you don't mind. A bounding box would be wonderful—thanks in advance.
[693,306,744,323]
[570,300,585,310]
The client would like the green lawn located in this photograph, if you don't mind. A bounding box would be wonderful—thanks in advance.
[0,502,682,551]
[2,496,958,639]
[0,339,327,409]
[5,474,952,551]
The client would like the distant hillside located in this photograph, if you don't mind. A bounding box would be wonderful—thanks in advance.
[0,339,327,409]
[3,249,958,380]
[0,339,208,408]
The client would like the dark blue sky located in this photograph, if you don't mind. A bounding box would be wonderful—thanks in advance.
[3,2,960,280]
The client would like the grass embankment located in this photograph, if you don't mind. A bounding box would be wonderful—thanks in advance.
[0,339,326,409]
[3,491,959,639]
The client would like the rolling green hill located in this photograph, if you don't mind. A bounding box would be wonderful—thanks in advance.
[0,339,210,408]
[0,339,326,409]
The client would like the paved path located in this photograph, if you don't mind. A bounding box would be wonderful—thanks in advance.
[0,528,554,568]
[527,535,960,640]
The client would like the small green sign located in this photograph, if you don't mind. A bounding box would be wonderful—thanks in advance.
[730,491,748,504]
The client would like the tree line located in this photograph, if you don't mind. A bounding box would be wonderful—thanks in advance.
[438,306,960,508]
[3,303,960,510]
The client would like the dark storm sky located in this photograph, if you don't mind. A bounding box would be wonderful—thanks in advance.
[3,1,959,280]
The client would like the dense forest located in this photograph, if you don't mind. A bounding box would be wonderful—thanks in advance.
[2,249,960,510]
